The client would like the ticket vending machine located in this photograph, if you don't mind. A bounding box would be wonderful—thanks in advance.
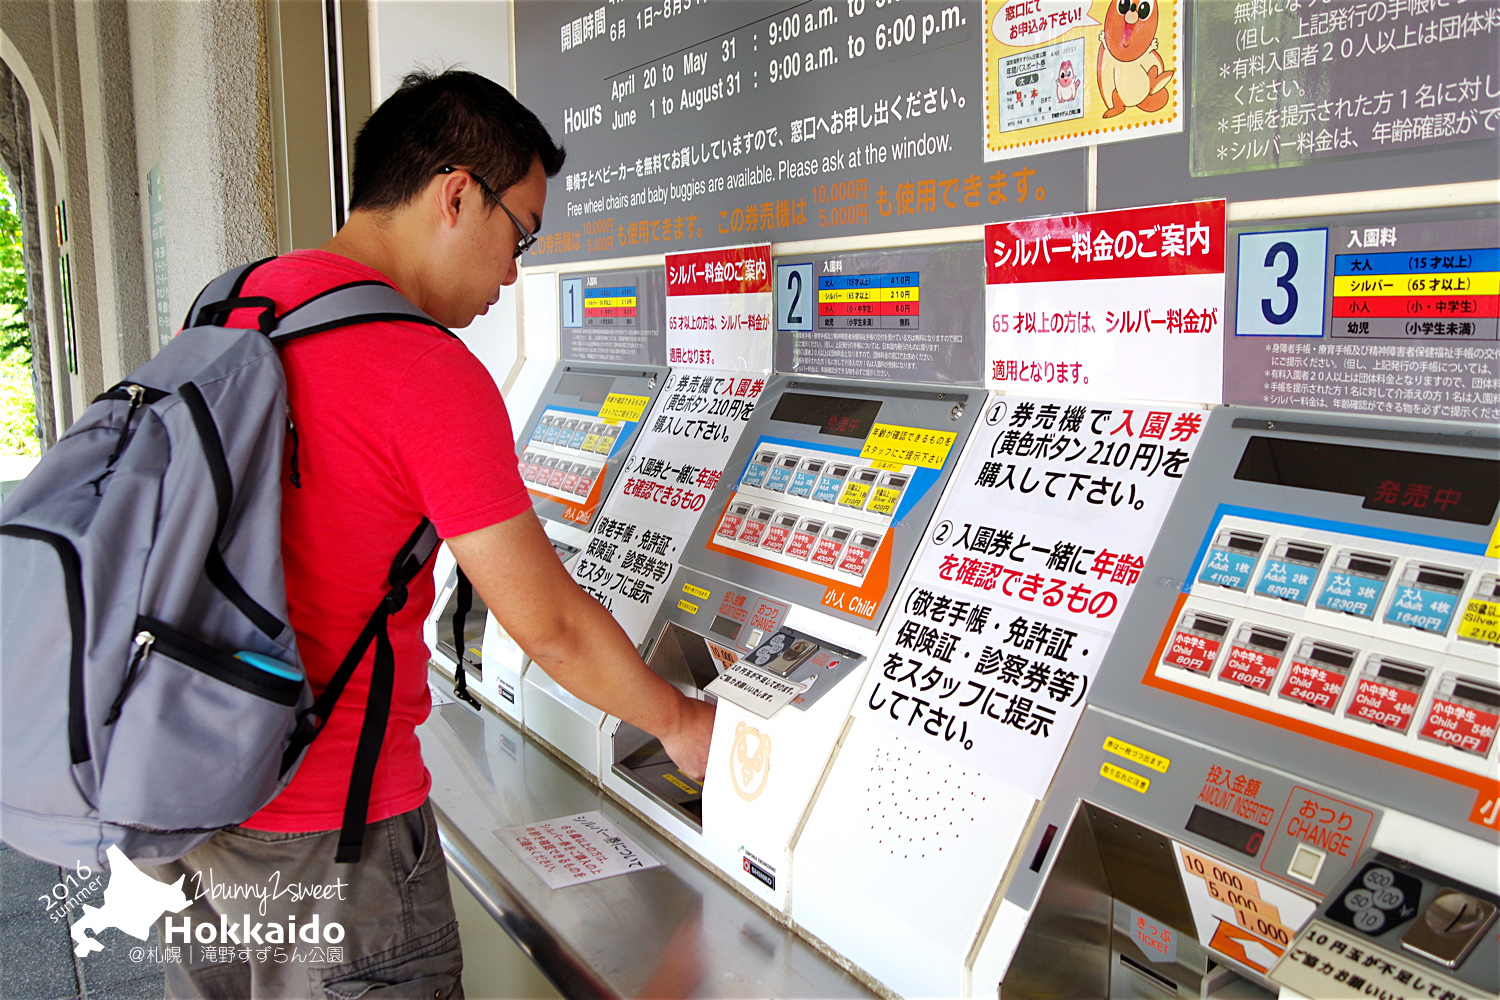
[979,406,1499,999]
[509,362,666,762]
[603,373,979,911]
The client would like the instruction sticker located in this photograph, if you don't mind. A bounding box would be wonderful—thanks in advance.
[1104,737,1170,773]
[860,424,957,470]
[1101,761,1151,793]
[1174,843,1316,974]
[705,660,803,719]
[598,393,651,424]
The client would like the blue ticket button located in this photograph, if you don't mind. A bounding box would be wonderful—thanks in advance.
[1197,529,1268,592]
[1317,550,1395,619]
[740,449,777,489]
[1384,562,1467,634]
[1254,539,1328,605]
[812,464,850,504]
[787,459,825,499]
[765,453,799,493]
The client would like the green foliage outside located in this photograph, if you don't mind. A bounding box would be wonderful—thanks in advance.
[0,176,38,457]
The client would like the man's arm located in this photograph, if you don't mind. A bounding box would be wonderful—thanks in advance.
[446,511,715,780]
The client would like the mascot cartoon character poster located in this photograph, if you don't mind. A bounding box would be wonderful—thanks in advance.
[985,0,1182,159]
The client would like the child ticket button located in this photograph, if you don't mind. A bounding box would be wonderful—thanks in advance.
[786,457,825,499]
[737,507,774,546]
[766,453,800,493]
[785,518,823,561]
[1219,624,1291,692]
[1458,572,1500,646]
[716,501,752,539]
[1345,656,1428,733]
[837,531,881,578]
[1162,609,1232,674]
[740,449,777,489]
[1254,539,1327,605]
[560,465,580,494]
[760,511,799,554]
[1316,550,1394,619]
[1419,673,1500,756]
[1278,639,1356,712]
[811,464,850,504]
[811,524,851,569]
[1385,562,1467,635]
[597,392,650,424]
[860,423,957,469]
[1198,529,1267,592]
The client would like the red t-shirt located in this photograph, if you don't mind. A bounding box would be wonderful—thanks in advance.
[226,250,531,832]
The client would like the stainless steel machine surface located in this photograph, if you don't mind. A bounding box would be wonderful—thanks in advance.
[418,693,875,1000]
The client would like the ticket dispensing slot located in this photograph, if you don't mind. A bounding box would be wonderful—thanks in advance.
[611,621,722,831]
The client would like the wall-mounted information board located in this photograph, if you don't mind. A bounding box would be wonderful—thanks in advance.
[773,243,984,385]
[560,266,667,366]
[514,0,1087,264]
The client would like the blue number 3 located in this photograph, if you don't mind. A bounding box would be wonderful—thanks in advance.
[1261,241,1299,325]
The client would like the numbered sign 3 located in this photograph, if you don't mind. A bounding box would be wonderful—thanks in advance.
[1234,229,1329,338]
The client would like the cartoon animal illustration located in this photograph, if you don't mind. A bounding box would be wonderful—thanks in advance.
[1056,60,1080,103]
[1097,0,1173,118]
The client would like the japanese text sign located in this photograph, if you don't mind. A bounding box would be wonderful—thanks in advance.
[571,372,765,643]
[851,395,1204,794]
[499,811,661,890]
[985,200,1226,404]
[666,244,773,371]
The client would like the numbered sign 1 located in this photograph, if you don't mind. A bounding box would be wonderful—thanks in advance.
[560,277,584,329]
[1234,229,1328,337]
[776,262,813,332]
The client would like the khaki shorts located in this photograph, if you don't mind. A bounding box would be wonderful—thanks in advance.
[147,799,462,1000]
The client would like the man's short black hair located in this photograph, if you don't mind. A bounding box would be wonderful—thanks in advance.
[349,69,565,213]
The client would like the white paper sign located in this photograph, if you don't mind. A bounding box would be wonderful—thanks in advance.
[569,371,765,644]
[852,395,1204,796]
[499,811,661,889]
[704,659,803,719]
[985,201,1226,404]
[665,244,773,372]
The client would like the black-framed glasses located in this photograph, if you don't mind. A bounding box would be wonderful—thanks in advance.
[438,165,538,258]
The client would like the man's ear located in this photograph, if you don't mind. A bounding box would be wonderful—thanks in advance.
[432,171,468,229]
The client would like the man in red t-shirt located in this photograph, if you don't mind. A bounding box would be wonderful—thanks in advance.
[150,71,714,999]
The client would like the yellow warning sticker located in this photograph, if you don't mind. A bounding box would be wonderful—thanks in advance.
[870,460,904,472]
[1100,761,1151,793]
[860,424,957,470]
[682,583,711,600]
[677,599,699,614]
[598,393,651,425]
[1104,736,1171,773]
[1458,599,1500,645]
[1488,519,1500,559]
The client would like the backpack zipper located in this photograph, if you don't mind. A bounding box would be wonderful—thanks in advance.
[104,630,154,726]
[286,413,302,488]
[105,384,147,467]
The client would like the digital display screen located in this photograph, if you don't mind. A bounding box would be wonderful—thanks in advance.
[556,373,614,405]
[1184,804,1264,857]
[1234,436,1499,526]
[770,392,883,440]
[709,615,741,641]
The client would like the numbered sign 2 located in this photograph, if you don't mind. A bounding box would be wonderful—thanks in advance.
[776,262,814,332]
[1234,229,1328,337]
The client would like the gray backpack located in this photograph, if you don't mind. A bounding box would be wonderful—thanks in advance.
[1,260,448,869]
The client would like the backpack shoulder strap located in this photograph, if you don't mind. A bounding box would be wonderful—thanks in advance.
[268,282,453,344]
[183,258,278,332]
[279,518,442,863]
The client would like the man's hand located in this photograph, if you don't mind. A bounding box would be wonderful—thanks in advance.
[447,513,713,769]
[659,698,716,782]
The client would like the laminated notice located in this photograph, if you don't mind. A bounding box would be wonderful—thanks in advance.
[859,424,957,470]
[597,393,651,424]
